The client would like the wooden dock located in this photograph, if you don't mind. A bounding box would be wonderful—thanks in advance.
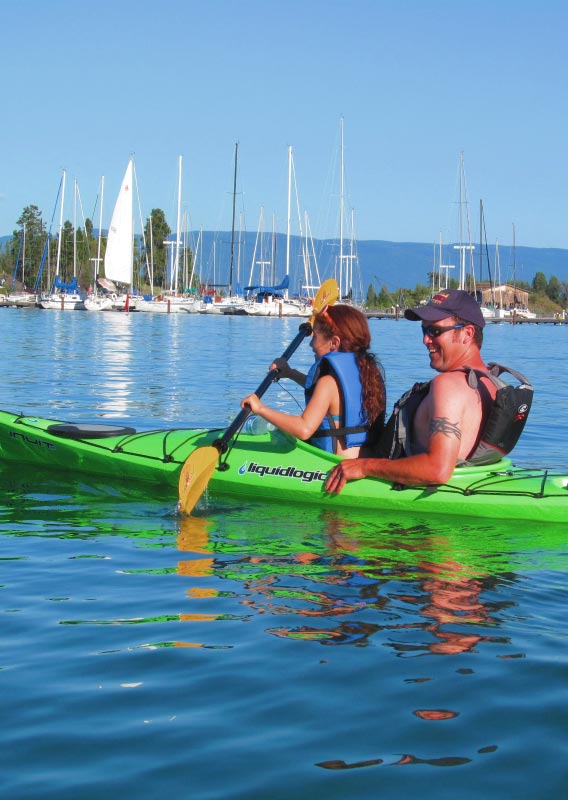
[364,310,568,325]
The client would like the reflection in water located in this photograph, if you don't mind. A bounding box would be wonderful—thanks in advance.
[316,752,474,769]
[316,739,499,771]
[0,461,564,794]
[174,507,565,659]
[2,458,564,662]
[85,312,136,417]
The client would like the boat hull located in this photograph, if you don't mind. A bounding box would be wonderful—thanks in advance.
[0,409,566,521]
[40,293,86,310]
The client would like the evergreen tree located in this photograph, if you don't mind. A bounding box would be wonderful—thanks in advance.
[532,271,547,294]
[546,275,561,303]
[144,209,171,289]
[11,206,47,288]
[377,287,393,309]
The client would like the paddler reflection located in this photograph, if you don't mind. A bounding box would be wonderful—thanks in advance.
[173,509,509,656]
[387,558,497,656]
[171,516,219,646]
[269,514,505,654]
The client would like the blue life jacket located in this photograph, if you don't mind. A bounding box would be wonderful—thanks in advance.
[304,352,368,454]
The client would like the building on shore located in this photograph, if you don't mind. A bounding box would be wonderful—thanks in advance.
[476,283,530,311]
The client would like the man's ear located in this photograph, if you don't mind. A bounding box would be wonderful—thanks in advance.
[463,324,476,341]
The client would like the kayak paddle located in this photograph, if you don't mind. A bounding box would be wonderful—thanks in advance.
[178,278,339,514]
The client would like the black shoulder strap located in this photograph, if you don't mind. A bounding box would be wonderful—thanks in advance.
[463,363,533,391]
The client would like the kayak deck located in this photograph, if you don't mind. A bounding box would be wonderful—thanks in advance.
[0,410,567,522]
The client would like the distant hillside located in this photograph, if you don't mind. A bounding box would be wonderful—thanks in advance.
[356,240,568,293]
[184,232,568,297]
[2,232,567,295]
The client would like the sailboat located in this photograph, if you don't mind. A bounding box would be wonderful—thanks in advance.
[433,152,486,314]
[491,225,536,321]
[101,158,144,311]
[40,174,86,310]
[6,223,40,307]
[243,147,311,317]
[84,177,114,312]
[137,156,189,313]
[243,207,296,316]
[209,143,247,315]
[317,118,363,306]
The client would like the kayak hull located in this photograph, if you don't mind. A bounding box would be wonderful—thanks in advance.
[0,409,567,522]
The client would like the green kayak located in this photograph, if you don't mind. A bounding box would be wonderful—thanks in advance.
[0,409,566,522]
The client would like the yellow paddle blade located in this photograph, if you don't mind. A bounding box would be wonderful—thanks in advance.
[177,278,338,517]
[310,278,339,324]
[178,446,219,515]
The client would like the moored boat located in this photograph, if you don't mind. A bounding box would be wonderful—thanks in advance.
[0,409,566,522]
[5,291,39,308]
[84,294,114,312]
[39,290,86,310]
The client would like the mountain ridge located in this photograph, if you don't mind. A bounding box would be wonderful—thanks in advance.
[2,233,567,294]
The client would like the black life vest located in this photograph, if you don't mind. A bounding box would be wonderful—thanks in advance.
[370,363,533,466]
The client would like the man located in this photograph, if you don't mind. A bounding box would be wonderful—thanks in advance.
[325,289,528,494]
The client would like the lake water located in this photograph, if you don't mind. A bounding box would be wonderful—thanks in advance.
[0,308,566,799]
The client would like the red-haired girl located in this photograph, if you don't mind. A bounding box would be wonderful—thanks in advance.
[241,305,385,458]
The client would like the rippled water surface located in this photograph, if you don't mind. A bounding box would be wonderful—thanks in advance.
[0,309,566,799]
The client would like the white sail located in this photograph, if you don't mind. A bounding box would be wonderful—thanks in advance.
[104,159,133,285]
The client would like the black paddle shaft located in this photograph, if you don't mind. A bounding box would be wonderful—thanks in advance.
[213,321,313,454]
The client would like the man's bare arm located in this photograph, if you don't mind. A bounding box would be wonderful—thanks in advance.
[429,417,462,440]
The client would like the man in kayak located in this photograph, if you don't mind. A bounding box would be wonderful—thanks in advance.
[325,289,531,493]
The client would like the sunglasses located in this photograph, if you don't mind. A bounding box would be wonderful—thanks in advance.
[421,323,465,338]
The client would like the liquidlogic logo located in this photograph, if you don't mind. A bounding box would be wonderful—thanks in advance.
[239,460,327,484]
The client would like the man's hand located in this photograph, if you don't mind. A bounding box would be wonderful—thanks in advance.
[325,459,369,494]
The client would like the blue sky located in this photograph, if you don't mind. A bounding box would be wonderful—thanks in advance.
[1,0,566,249]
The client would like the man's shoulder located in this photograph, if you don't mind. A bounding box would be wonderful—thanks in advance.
[428,370,480,409]
[431,370,469,390]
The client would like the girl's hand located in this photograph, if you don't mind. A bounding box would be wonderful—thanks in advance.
[241,393,263,415]
[270,357,291,378]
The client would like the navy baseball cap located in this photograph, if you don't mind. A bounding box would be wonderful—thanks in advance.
[404,289,486,328]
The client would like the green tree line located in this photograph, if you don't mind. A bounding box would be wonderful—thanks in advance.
[0,205,194,294]
[366,271,568,313]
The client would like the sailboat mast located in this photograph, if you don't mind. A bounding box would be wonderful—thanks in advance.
[237,213,242,288]
[56,170,66,277]
[479,199,483,283]
[96,176,104,283]
[73,178,78,279]
[286,145,292,281]
[453,153,474,290]
[512,222,517,292]
[496,240,502,307]
[22,224,26,288]
[149,217,154,295]
[173,155,182,292]
[229,142,238,296]
[349,207,355,298]
[339,117,345,298]
[459,154,464,288]
[188,227,200,290]
[438,232,442,291]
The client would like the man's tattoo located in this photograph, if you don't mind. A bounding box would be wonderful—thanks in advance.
[429,417,462,440]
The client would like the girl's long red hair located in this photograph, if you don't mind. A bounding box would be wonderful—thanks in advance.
[314,304,385,424]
